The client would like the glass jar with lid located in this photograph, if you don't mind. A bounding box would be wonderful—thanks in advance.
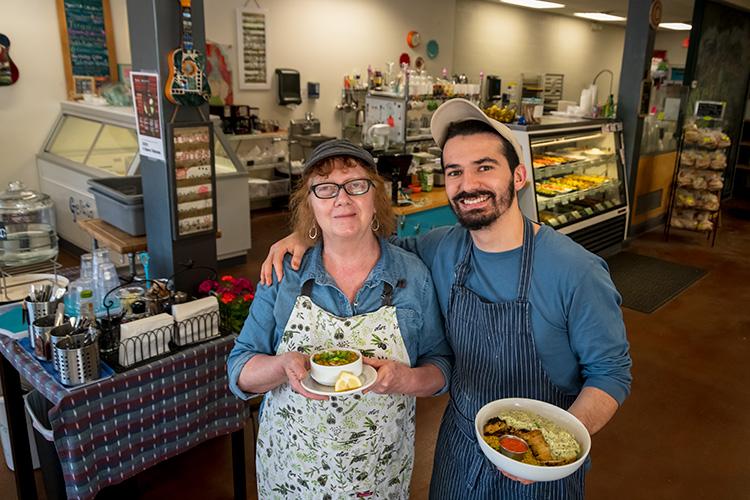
[0,181,58,266]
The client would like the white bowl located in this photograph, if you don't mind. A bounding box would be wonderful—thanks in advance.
[309,348,363,386]
[474,398,591,482]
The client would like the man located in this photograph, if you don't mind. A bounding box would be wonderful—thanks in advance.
[261,99,632,499]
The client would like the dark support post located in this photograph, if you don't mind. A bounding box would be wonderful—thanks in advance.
[126,0,217,291]
[231,428,247,500]
[0,356,38,500]
[616,0,657,226]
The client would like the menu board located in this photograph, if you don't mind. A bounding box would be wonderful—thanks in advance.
[167,122,217,239]
[56,0,118,98]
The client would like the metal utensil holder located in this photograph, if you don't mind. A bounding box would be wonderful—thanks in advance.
[53,335,101,386]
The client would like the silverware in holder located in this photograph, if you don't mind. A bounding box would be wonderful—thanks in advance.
[53,334,101,386]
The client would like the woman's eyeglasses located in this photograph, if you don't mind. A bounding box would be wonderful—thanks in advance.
[310,178,372,199]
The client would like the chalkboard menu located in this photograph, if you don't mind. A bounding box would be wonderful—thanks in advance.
[694,101,726,120]
[56,0,118,98]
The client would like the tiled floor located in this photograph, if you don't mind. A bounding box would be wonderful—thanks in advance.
[3,200,749,499]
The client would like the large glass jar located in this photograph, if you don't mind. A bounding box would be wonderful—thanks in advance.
[0,181,59,266]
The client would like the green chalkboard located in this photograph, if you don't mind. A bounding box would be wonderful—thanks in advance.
[56,0,118,98]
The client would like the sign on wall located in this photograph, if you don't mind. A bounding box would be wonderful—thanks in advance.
[56,0,118,98]
[236,7,271,90]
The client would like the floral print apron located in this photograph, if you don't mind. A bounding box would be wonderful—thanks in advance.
[256,280,416,499]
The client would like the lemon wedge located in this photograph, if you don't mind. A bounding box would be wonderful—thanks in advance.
[334,371,362,392]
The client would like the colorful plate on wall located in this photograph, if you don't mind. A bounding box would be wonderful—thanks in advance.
[427,40,439,59]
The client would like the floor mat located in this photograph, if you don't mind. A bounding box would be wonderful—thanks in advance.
[604,252,707,313]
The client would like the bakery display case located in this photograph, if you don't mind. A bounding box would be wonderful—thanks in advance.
[510,117,629,254]
[37,101,251,262]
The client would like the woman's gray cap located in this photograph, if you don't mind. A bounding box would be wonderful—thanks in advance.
[304,138,377,173]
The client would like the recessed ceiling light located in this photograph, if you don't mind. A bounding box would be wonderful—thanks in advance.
[574,12,626,21]
[659,22,692,30]
[501,0,565,8]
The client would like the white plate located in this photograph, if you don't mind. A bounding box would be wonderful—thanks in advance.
[475,397,591,482]
[0,273,70,302]
[301,364,377,396]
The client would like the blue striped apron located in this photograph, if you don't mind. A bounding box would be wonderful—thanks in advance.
[429,217,585,500]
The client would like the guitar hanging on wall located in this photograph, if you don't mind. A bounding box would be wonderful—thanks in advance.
[0,33,19,86]
[165,0,210,106]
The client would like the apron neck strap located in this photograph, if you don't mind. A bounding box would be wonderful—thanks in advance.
[301,279,395,307]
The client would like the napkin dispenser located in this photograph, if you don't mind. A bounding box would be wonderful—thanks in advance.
[119,313,173,367]
[172,296,220,346]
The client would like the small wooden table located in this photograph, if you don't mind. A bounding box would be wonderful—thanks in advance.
[77,219,148,277]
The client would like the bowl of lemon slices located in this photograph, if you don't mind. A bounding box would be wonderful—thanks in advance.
[309,348,363,390]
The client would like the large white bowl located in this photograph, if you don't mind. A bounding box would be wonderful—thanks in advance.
[474,398,591,482]
[309,348,363,386]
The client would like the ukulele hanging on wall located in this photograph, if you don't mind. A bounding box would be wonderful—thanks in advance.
[0,33,19,86]
[165,0,210,106]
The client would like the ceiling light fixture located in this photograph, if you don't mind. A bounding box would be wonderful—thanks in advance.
[501,0,565,9]
[574,12,626,21]
[659,22,692,30]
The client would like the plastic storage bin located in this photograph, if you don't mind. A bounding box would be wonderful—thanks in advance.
[0,396,41,470]
[87,176,146,236]
[23,391,64,499]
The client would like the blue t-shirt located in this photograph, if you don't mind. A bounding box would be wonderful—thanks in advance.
[227,238,454,400]
[393,224,632,405]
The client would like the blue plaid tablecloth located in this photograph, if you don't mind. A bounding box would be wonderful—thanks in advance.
[0,333,251,500]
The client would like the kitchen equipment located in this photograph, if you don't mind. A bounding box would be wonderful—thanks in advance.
[87,177,145,236]
[367,124,391,150]
[23,296,63,338]
[289,116,334,162]
[31,313,68,362]
[0,181,58,266]
[54,333,100,386]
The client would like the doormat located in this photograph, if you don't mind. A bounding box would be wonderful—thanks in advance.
[604,252,707,314]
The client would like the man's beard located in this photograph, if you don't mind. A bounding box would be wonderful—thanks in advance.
[449,177,515,231]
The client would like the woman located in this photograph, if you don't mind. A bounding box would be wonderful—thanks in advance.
[227,138,452,499]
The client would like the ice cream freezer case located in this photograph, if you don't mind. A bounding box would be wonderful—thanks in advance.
[36,101,251,262]
[510,117,629,255]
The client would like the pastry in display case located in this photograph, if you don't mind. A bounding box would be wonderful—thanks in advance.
[510,117,629,255]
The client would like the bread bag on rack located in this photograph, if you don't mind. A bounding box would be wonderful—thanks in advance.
[676,188,697,208]
[677,168,694,187]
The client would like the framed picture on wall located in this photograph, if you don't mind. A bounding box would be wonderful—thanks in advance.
[236,7,271,90]
[166,122,217,240]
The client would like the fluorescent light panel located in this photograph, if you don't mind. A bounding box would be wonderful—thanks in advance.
[574,12,626,21]
[501,0,565,9]
[659,22,692,30]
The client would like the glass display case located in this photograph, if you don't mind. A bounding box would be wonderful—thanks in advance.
[510,117,629,255]
[37,101,251,262]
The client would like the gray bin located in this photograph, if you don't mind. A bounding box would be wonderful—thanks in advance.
[87,177,146,236]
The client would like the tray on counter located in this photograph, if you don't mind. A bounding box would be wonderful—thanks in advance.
[18,336,115,390]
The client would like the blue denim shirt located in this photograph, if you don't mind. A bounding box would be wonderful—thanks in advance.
[227,238,453,400]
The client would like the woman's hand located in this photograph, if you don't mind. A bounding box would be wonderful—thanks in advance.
[498,469,535,485]
[361,357,413,395]
[360,357,445,397]
[281,351,329,401]
[259,233,309,286]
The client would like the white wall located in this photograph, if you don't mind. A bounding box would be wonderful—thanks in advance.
[654,30,690,66]
[453,0,626,107]
[0,0,69,193]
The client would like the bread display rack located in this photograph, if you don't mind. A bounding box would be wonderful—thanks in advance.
[664,116,731,246]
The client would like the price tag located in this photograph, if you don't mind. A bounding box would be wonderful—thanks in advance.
[595,203,605,211]
[0,222,6,241]
[571,211,582,219]
[557,214,568,224]
[604,200,614,208]
[561,197,569,205]
[584,207,595,215]
[548,218,560,227]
